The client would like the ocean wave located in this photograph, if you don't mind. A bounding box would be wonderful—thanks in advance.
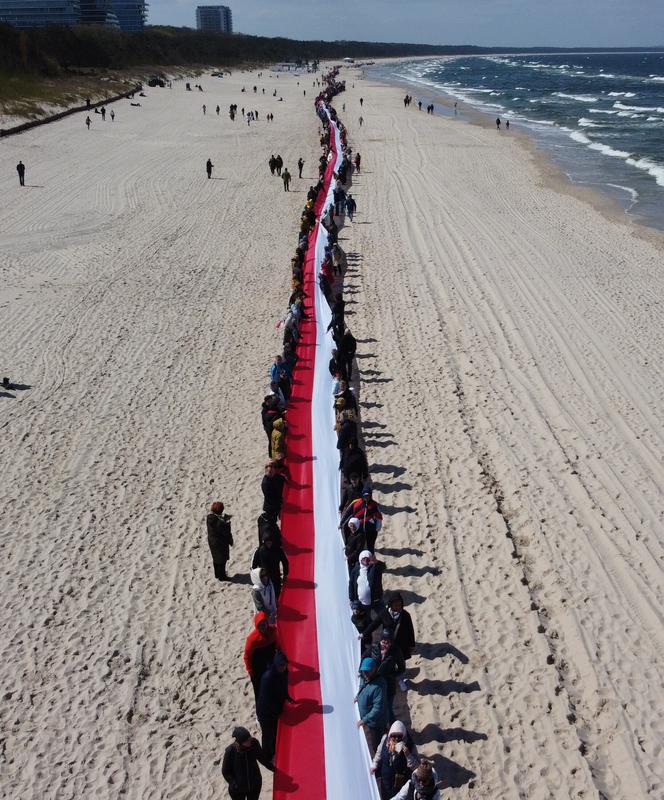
[588,108,620,115]
[606,183,639,206]
[608,91,636,97]
[625,156,664,187]
[569,130,631,159]
[569,131,591,144]
[553,92,599,102]
[578,118,603,128]
[614,101,664,112]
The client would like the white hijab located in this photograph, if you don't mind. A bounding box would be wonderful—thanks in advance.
[356,550,372,606]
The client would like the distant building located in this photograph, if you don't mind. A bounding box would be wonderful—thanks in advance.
[111,0,147,31]
[0,0,81,27]
[79,0,118,26]
[196,4,232,33]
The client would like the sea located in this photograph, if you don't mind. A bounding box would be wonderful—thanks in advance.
[370,52,664,231]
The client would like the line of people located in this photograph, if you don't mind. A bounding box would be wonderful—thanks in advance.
[212,69,442,800]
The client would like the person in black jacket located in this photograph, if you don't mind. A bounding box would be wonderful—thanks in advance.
[257,512,282,547]
[363,628,406,723]
[341,440,369,484]
[338,328,357,382]
[349,551,385,611]
[329,348,341,378]
[256,652,295,762]
[261,396,281,455]
[206,502,233,581]
[344,517,366,572]
[222,726,274,800]
[261,462,286,520]
[334,380,357,412]
[252,532,289,598]
[340,472,365,514]
[366,592,417,662]
[336,415,357,467]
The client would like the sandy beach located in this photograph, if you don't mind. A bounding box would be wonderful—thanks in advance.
[1,63,664,799]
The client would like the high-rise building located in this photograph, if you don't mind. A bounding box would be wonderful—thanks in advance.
[196,5,232,34]
[79,0,118,26]
[0,0,80,27]
[111,0,147,31]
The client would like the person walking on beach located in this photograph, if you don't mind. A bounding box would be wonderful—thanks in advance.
[354,153,361,174]
[16,161,25,187]
[297,157,304,178]
[282,167,291,191]
[360,97,364,106]
[206,158,214,179]
[202,104,206,115]
[257,652,295,762]
[346,193,357,222]
[506,119,510,130]
[359,115,364,127]
[216,104,220,115]
[206,501,234,581]
[222,726,274,799]
[355,656,388,755]
[275,155,283,176]
[85,116,91,130]
[496,117,501,130]
[110,109,115,121]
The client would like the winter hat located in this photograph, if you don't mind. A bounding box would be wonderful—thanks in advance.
[232,726,251,744]
[348,517,360,530]
[360,657,376,672]
[381,628,394,641]
[413,762,437,795]
[389,720,407,738]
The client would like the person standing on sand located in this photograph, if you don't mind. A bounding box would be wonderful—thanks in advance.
[243,611,282,704]
[506,119,510,130]
[346,193,357,222]
[16,161,25,187]
[256,652,295,762]
[101,106,106,120]
[206,158,214,179]
[354,153,361,173]
[206,501,233,581]
[297,157,304,178]
[216,104,220,115]
[222,726,274,800]
[360,97,364,106]
[110,109,115,121]
[275,155,283,176]
[85,116,91,130]
[202,104,206,115]
[282,167,291,191]
[496,117,501,130]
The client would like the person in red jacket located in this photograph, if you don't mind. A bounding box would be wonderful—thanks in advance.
[340,488,383,552]
[243,611,283,707]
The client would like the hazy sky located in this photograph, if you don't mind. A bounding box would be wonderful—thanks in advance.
[149,0,664,48]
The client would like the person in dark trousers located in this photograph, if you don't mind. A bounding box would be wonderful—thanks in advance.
[329,348,341,379]
[282,168,291,191]
[349,550,385,611]
[275,155,283,176]
[366,592,416,665]
[85,116,91,130]
[351,599,373,650]
[354,152,361,173]
[496,117,501,130]
[356,656,388,755]
[269,155,276,175]
[206,501,233,581]
[345,193,357,222]
[110,110,115,121]
[341,439,369,484]
[16,161,25,186]
[344,517,367,572]
[257,511,282,547]
[252,531,289,598]
[363,628,406,722]
[340,488,383,552]
[371,721,419,800]
[338,328,357,382]
[243,611,282,704]
[340,472,365,514]
[297,157,304,178]
[206,158,214,179]
[261,461,286,519]
[222,726,275,800]
[256,651,295,762]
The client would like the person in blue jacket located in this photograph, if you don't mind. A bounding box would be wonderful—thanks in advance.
[356,656,388,754]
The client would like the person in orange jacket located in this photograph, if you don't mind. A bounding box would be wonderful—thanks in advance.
[339,488,383,552]
[243,611,283,706]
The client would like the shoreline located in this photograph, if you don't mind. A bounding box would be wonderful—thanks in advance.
[362,63,664,251]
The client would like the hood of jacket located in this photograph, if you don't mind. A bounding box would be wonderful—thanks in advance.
[253,610,269,630]
[251,567,265,589]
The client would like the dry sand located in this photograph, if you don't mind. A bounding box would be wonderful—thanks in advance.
[1,65,663,800]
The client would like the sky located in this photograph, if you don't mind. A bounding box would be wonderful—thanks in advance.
[149,0,664,48]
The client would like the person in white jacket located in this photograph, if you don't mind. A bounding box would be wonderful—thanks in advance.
[371,720,419,799]
[389,760,441,800]
[250,567,277,624]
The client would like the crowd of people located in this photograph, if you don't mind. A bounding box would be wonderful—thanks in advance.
[207,68,442,800]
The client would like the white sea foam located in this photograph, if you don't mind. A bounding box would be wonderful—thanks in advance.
[614,101,664,113]
[588,108,620,115]
[578,118,602,128]
[606,183,639,205]
[570,131,591,144]
[608,91,636,97]
[554,92,599,102]
[625,156,664,187]
[588,142,631,159]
